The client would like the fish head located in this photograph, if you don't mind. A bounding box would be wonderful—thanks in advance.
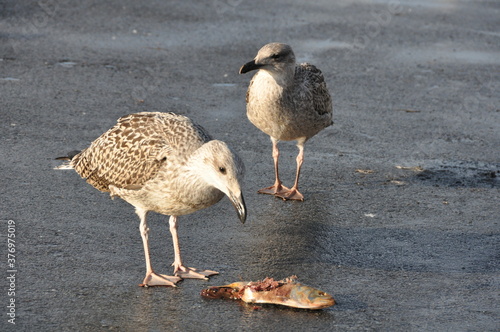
[288,283,335,309]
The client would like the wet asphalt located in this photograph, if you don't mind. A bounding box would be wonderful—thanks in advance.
[1,0,499,331]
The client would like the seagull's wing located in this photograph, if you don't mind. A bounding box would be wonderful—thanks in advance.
[71,112,211,192]
[296,63,332,117]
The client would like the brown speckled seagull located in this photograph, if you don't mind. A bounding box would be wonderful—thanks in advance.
[240,42,333,201]
[57,112,246,287]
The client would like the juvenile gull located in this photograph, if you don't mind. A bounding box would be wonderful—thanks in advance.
[58,112,246,287]
[240,42,333,201]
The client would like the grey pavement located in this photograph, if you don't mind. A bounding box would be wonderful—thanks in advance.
[1,0,499,331]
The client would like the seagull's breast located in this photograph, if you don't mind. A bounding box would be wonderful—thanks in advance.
[246,71,291,138]
[246,71,311,141]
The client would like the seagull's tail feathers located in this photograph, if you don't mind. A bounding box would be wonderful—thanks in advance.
[53,150,80,170]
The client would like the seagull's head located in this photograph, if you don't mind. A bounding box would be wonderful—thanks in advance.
[239,43,296,77]
[197,140,246,223]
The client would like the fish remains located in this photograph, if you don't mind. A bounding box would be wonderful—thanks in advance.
[201,276,335,309]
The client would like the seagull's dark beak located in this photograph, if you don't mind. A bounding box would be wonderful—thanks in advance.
[230,192,246,224]
[239,60,263,74]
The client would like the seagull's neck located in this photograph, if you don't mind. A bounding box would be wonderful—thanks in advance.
[183,145,210,181]
[173,147,224,205]
[183,142,221,190]
[260,65,295,88]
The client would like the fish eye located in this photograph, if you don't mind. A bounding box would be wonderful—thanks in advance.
[219,166,227,174]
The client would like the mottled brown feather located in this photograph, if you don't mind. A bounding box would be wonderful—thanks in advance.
[295,63,332,117]
[71,112,212,192]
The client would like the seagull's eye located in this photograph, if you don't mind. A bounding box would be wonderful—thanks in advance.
[270,53,283,59]
[219,167,227,174]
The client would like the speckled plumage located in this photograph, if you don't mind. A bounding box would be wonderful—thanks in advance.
[245,61,332,142]
[72,112,210,192]
[71,112,229,215]
[240,43,333,201]
[62,111,246,286]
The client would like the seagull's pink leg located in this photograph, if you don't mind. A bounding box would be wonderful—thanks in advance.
[169,216,218,279]
[136,208,182,287]
[258,137,291,196]
[277,140,305,201]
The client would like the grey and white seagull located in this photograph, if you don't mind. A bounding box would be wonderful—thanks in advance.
[240,42,333,201]
[57,112,246,287]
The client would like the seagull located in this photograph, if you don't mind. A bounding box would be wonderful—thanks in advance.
[57,112,246,287]
[239,42,333,201]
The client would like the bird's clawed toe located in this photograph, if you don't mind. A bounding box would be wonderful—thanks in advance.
[258,184,304,201]
[275,188,304,201]
[140,271,182,287]
[175,266,219,280]
[257,183,290,196]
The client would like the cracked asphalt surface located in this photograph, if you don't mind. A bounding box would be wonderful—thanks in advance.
[1,0,499,330]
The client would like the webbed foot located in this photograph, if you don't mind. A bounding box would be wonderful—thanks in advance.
[257,183,290,196]
[276,187,304,201]
[139,271,182,287]
[175,266,219,280]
